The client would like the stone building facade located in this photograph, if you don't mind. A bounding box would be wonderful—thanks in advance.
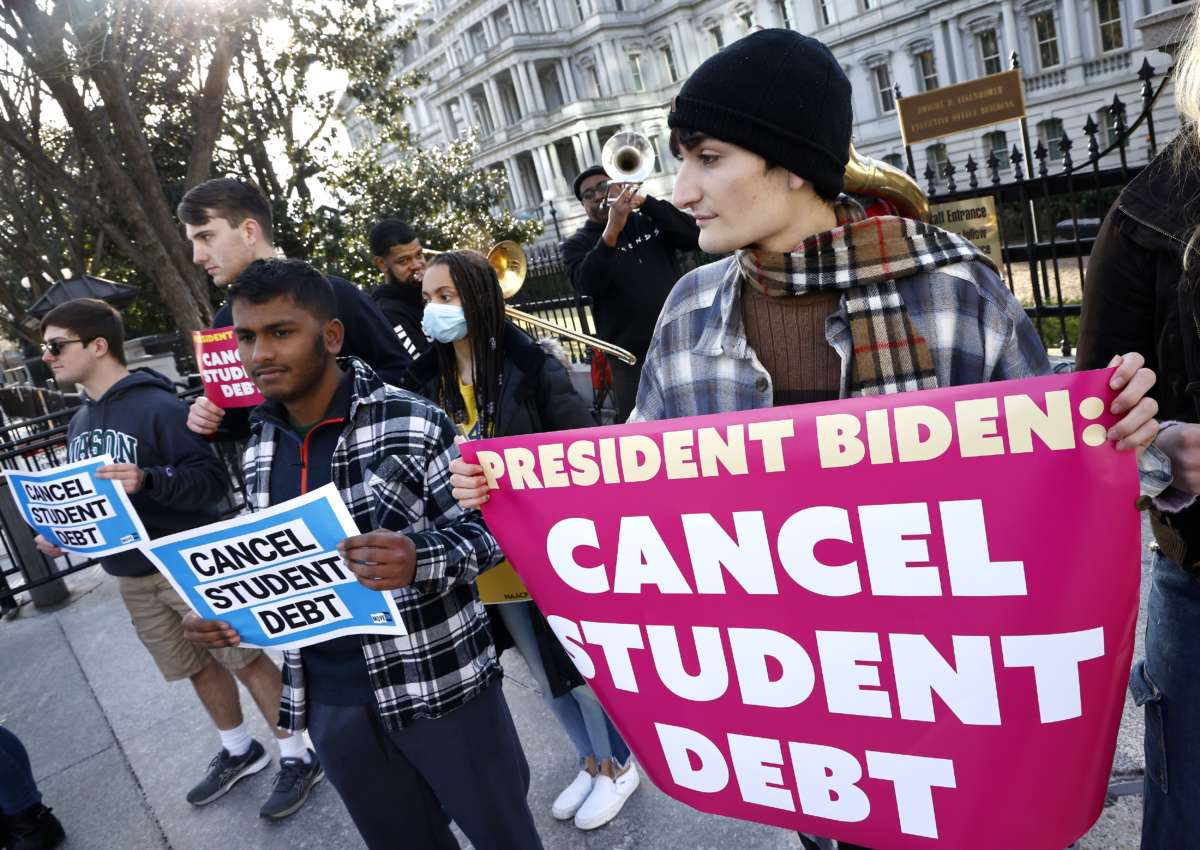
[342,0,1182,240]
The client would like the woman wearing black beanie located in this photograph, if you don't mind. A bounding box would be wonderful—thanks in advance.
[450,27,1162,850]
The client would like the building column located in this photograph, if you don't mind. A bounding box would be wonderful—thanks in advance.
[897,52,921,101]
[1060,0,1083,62]
[544,144,568,192]
[511,64,533,114]
[511,0,527,32]
[543,0,561,31]
[559,58,579,101]
[937,21,962,85]
[1000,0,1020,67]
[456,94,472,132]
[586,130,603,163]
[793,0,817,32]
[672,21,701,72]
[483,14,499,45]
[571,133,590,170]
[531,146,556,199]
[595,44,617,95]
[504,159,527,209]
[515,62,542,112]
[483,78,505,125]
[530,62,551,111]
[438,103,456,140]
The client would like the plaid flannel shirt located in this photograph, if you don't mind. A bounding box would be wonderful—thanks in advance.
[631,254,1051,420]
[243,357,502,732]
[630,255,1174,492]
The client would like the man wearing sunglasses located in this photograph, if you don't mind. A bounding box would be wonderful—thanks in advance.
[561,164,700,422]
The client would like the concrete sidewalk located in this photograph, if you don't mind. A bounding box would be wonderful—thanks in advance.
[0,551,1148,850]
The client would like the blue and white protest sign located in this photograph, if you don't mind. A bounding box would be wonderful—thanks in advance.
[142,483,406,649]
[4,454,148,556]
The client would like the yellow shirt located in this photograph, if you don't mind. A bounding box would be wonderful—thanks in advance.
[457,378,483,440]
[458,379,529,604]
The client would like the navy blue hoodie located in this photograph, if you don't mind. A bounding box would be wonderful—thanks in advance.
[65,369,230,577]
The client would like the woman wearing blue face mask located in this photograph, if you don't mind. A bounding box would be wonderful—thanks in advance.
[408,250,640,831]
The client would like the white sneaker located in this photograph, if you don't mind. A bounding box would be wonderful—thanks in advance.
[551,770,594,820]
[573,763,640,830]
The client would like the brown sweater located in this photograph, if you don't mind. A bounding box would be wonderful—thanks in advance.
[741,283,841,405]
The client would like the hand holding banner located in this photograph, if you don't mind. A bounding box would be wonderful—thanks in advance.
[4,454,149,556]
[192,326,264,408]
[460,371,1140,850]
[142,484,406,649]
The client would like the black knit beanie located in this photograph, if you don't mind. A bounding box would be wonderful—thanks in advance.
[667,29,852,199]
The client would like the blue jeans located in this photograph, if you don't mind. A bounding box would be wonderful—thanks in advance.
[497,602,630,765]
[0,725,41,815]
[1132,553,1200,848]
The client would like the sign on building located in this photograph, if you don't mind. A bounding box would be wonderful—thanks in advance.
[898,69,1026,145]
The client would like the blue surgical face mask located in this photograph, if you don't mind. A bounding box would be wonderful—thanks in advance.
[422,302,469,343]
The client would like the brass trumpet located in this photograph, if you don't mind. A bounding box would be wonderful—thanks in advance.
[423,242,638,365]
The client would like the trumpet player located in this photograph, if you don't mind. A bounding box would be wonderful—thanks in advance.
[562,158,699,422]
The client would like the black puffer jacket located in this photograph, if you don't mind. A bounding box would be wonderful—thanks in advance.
[407,323,597,695]
[1077,135,1200,556]
[370,277,431,361]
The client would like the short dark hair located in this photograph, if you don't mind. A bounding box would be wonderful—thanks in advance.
[40,298,127,365]
[668,126,775,171]
[369,219,418,257]
[178,178,275,243]
[227,259,336,322]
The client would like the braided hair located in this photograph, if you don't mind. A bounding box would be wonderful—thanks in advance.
[427,250,507,437]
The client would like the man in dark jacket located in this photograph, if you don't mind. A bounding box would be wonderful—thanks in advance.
[561,164,700,421]
[34,299,322,819]
[179,178,412,440]
[368,218,431,361]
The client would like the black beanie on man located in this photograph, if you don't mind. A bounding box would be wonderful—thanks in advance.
[667,29,852,199]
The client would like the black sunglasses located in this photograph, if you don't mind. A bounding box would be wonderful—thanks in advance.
[41,338,86,357]
[580,183,610,202]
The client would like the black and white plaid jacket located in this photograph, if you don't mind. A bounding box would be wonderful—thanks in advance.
[243,357,502,732]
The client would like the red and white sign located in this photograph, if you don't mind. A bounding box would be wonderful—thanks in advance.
[193,326,263,408]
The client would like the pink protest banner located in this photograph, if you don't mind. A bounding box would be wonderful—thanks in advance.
[460,370,1140,849]
[192,326,263,408]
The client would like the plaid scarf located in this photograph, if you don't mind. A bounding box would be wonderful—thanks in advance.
[736,215,996,396]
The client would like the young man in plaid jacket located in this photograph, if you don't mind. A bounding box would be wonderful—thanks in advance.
[452,29,1165,850]
[184,259,543,850]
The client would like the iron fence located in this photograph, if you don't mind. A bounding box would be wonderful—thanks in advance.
[899,53,1173,355]
[0,384,247,612]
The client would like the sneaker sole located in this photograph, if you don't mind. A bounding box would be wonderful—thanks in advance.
[551,800,585,821]
[188,749,272,806]
[575,773,641,831]
[259,769,325,820]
